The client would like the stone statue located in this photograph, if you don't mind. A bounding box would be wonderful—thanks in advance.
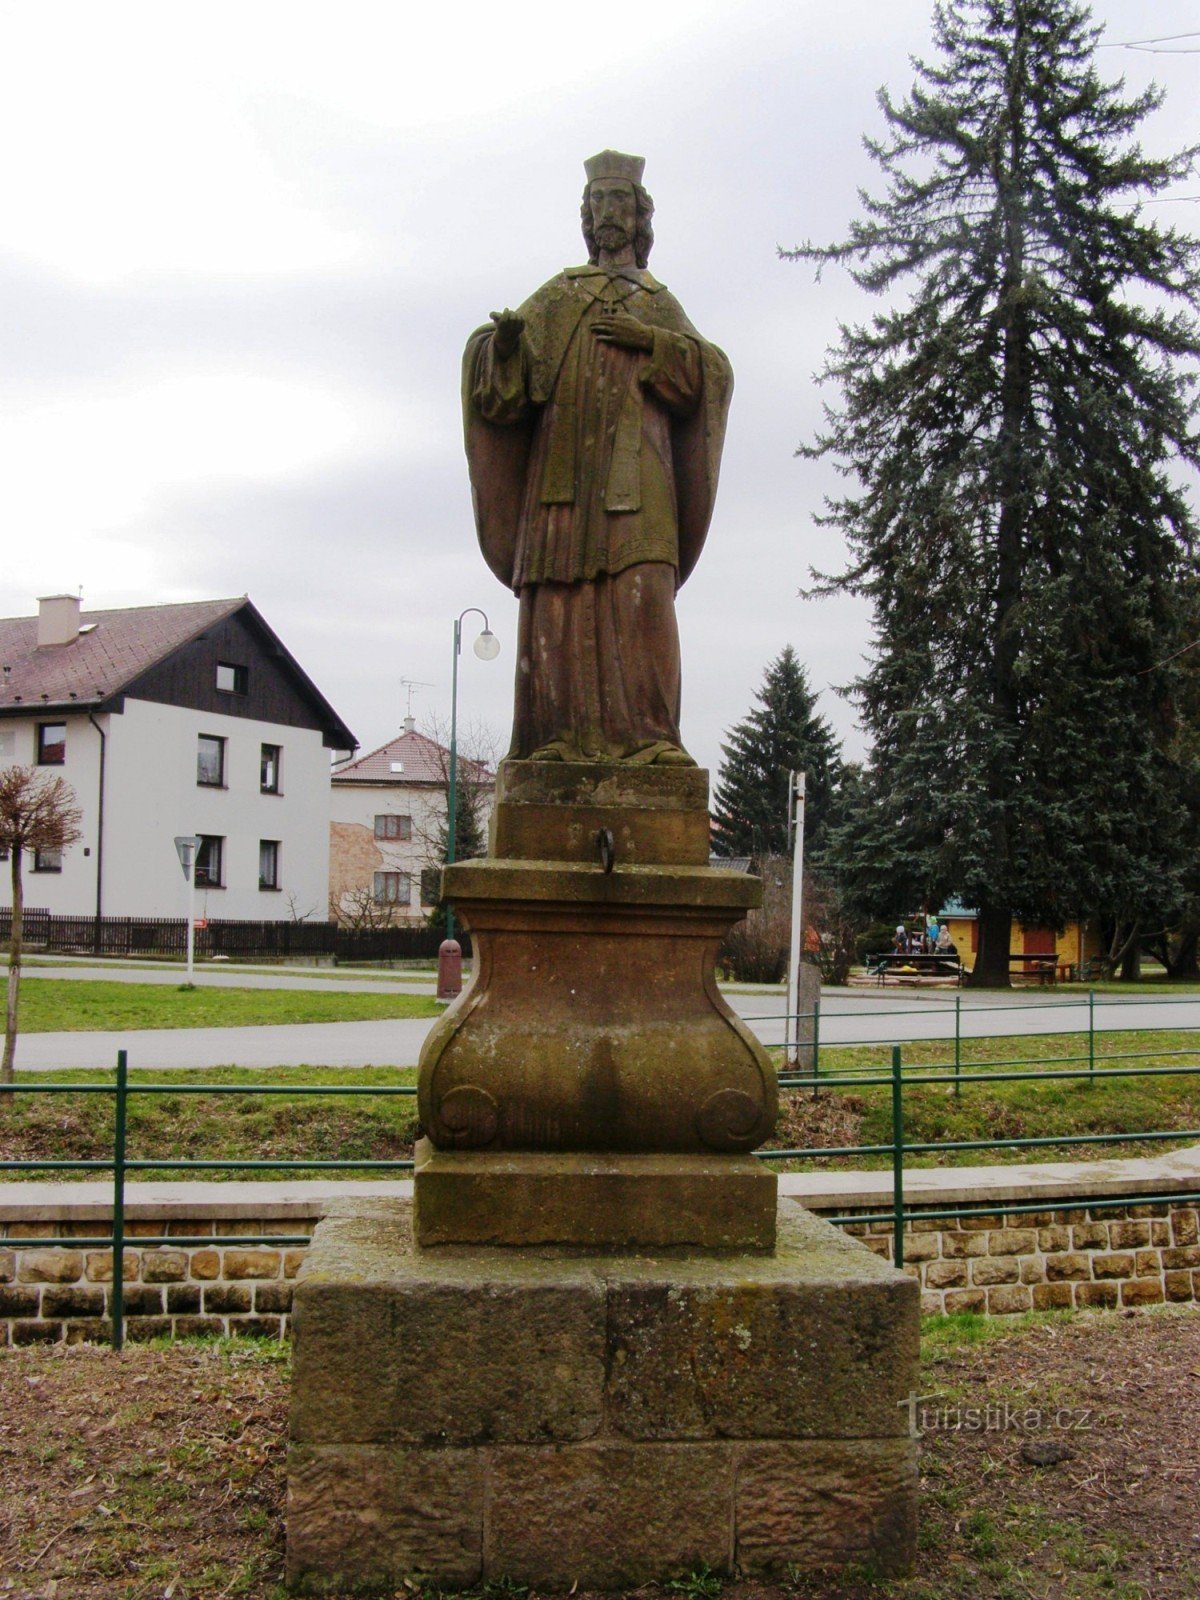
[463,150,733,765]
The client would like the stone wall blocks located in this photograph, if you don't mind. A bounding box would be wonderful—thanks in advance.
[1110,1221,1151,1249]
[0,1286,41,1318]
[190,1249,221,1280]
[924,1260,968,1290]
[111,1285,164,1317]
[899,1233,939,1261]
[204,1284,252,1315]
[166,1285,201,1315]
[1164,1270,1195,1303]
[1075,1282,1119,1309]
[127,1316,173,1342]
[970,1257,1019,1287]
[1162,1246,1200,1270]
[943,1289,987,1314]
[255,1282,294,1314]
[942,1232,988,1259]
[1120,1278,1165,1307]
[0,1249,15,1283]
[989,1229,1038,1255]
[41,1286,106,1319]
[1038,1226,1070,1253]
[85,1250,139,1283]
[224,1249,282,1280]
[13,1321,62,1345]
[1032,1283,1073,1310]
[1172,1210,1198,1246]
[985,1285,1031,1315]
[1019,1258,1046,1284]
[1071,1224,1109,1250]
[17,1250,82,1284]
[1091,1253,1135,1280]
[1045,1253,1091,1282]
[142,1251,189,1283]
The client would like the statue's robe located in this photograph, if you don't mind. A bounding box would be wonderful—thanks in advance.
[463,264,733,763]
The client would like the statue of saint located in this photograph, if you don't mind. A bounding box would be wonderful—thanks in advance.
[463,150,733,765]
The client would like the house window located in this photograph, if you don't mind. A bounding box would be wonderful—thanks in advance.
[37,722,66,765]
[0,731,15,764]
[374,813,413,841]
[195,835,224,888]
[216,662,248,695]
[197,734,226,787]
[260,744,281,793]
[373,871,411,905]
[33,847,62,873]
[420,866,442,905]
[259,839,280,890]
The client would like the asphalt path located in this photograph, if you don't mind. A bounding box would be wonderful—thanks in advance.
[12,980,1200,1072]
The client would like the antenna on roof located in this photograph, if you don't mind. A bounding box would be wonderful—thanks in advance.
[399,678,432,720]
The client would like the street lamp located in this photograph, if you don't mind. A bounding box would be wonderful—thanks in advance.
[445,608,500,946]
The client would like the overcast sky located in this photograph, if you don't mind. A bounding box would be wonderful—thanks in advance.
[2,0,1197,777]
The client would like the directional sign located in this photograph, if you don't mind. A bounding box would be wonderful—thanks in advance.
[174,835,201,882]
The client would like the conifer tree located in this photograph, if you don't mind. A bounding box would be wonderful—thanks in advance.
[711,647,841,860]
[787,0,1200,984]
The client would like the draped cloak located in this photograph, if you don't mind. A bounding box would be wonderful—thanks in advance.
[463,264,733,763]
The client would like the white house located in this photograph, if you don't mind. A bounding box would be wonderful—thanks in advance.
[329,719,494,924]
[0,594,356,923]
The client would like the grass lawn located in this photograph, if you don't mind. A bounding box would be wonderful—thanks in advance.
[4,1027,1200,1179]
[3,978,441,1032]
[0,1064,420,1180]
[768,1027,1200,1170]
[2,1305,1198,1598]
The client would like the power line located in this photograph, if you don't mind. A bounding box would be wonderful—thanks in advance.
[1100,30,1200,47]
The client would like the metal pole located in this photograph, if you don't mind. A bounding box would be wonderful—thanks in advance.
[954,991,962,1098]
[185,851,195,985]
[812,995,821,1099]
[445,618,461,944]
[785,771,806,1062]
[1088,987,1095,1085]
[892,1043,905,1271]
[111,1049,128,1351]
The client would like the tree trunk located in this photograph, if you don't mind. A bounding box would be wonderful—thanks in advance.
[968,903,1013,987]
[1120,929,1142,983]
[1168,923,1200,980]
[2,848,22,1088]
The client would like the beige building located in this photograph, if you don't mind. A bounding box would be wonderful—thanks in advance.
[329,719,494,925]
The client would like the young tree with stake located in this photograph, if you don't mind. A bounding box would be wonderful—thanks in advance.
[1,766,82,1084]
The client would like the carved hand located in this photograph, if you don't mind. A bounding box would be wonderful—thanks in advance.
[489,309,525,360]
[592,312,654,353]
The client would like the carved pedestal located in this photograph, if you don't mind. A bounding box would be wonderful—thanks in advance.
[286,762,919,1591]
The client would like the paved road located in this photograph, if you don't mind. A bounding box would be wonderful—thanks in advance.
[17,962,435,996]
[13,982,1200,1073]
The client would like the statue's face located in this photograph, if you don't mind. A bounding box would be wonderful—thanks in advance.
[589,179,637,253]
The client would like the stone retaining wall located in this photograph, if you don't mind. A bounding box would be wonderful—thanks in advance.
[840,1200,1200,1315]
[0,1219,316,1346]
[3,1175,1200,1344]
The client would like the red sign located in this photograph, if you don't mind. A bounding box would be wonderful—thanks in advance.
[194,918,208,930]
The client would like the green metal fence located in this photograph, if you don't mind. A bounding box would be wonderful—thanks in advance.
[3,993,1200,1340]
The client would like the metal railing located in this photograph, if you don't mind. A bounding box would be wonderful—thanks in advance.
[3,993,1200,1336]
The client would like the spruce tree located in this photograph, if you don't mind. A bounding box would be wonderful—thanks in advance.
[787,0,1200,985]
[711,647,842,860]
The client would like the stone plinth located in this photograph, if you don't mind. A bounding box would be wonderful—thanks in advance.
[286,1197,920,1593]
[418,762,777,1164]
[413,1140,777,1250]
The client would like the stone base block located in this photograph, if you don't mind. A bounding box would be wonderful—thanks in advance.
[287,1197,919,1592]
[413,1140,778,1249]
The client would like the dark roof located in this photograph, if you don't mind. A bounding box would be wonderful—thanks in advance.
[333,727,493,787]
[0,597,356,749]
[0,598,241,709]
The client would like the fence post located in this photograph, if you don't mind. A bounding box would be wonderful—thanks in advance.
[954,991,962,1098]
[812,994,821,1098]
[1088,988,1095,1086]
[111,1049,128,1352]
[892,1043,905,1271]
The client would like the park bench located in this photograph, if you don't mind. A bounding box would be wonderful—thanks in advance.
[866,951,964,985]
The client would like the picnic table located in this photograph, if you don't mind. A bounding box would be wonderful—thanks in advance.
[866,951,964,985]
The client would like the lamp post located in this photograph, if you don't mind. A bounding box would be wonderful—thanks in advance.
[445,608,500,947]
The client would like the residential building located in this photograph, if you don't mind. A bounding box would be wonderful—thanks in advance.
[937,899,1101,979]
[0,594,355,922]
[329,719,494,925]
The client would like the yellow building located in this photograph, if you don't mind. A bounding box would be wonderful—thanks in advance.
[937,900,1102,980]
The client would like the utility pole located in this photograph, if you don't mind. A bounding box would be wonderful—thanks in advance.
[785,771,806,1061]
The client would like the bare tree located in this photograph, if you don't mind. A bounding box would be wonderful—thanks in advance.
[330,885,401,933]
[412,715,501,910]
[1,767,83,1085]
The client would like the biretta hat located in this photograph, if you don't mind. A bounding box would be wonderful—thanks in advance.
[584,149,645,186]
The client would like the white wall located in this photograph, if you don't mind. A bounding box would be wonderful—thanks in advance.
[0,713,102,917]
[1,701,332,921]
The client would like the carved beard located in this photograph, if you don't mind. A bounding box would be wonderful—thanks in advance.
[595,222,631,252]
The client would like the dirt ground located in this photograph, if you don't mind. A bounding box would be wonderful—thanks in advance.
[1,1307,1199,1600]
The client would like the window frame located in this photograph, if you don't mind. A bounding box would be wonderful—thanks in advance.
[373,813,413,842]
[373,870,411,906]
[32,846,63,873]
[194,834,224,889]
[197,734,227,788]
[215,661,248,695]
[36,721,66,766]
[260,743,282,795]
[258,838,281,891]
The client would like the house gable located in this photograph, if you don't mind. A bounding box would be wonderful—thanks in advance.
[122,605,355,749]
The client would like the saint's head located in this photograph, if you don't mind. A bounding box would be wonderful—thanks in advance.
[580,149,655,269]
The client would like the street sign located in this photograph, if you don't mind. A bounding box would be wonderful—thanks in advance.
[174,835,201,882]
